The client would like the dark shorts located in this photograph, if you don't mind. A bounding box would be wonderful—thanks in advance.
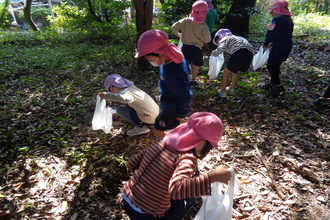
[123,196,195,220]
[268,47,291,62]
[154,102,180,131]
[182,44,204,66]
[227,48,253,73]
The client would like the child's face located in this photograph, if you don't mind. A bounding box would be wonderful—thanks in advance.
[145,55,162,67]
[109,86,120,93]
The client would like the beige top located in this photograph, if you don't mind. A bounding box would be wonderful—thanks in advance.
[172,18,211,49]
[104,85,159,124]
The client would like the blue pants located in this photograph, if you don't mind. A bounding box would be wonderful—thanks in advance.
[123,197,196,220]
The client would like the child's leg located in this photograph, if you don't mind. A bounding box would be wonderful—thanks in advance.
[191,64,200,81]
[221,68,232,92]
[153,128,165,140]
[230,72,240,89]
[322,83,330,98]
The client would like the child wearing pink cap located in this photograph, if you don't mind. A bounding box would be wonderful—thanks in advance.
[171,0,211,85]
[262,0,294,97]
[135,29,193,140]
[98,74,159,136]
[121,112,232,219]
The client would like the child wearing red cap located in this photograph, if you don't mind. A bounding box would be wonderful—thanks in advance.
[98,74,159,136]
[262,0,294,97]
[135,29,193,139]
[121,112,232,219]
[171,0,211,85]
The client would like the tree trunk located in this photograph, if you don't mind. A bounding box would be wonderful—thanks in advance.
[132,0,153,36]
[132,0,154,69]
[221,0,256,37]
[23,0,40,31]
[86,0,102,22]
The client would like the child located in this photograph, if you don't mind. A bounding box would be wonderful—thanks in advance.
[98,74,159,136]
[121,112,232,219]
[313,83,330,106]
[211,28,254,98]
[171,0,211,85]
[204,0,219,34]
[262,0,294,97]
[204,0,220,51]
[135,29,193,139]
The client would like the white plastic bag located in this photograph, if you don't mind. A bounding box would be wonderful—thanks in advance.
[208,53,224,80]
[177,38,183,50]
[252,46,270,71]
[194,168,239,220]
[92,95,116,134]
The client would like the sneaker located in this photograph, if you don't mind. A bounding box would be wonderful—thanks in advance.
[218,91,227,98]
[268,85,285,97]
[313,97,328,106]
[261,82,274,91]
[126,126,150,136]
[190,80,201,85]
[226,87,235,93]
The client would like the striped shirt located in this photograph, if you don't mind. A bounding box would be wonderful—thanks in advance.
[214,35,254,55]
[122,140,211,217]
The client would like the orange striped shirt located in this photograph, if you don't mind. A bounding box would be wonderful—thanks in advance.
[122,140,211,217]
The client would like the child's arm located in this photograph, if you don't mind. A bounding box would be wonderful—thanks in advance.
[171,19,184,38]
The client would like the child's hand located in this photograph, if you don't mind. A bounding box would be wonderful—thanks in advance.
[211,50,220,57]
[208,165,232,184]
[176,117,188,124]
[98,92,106,99]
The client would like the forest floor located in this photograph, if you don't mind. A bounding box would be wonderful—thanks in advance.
[0,36,329,220]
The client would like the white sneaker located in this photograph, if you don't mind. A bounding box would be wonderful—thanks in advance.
[226,87,235,93]
[218,91,227,98]
[126,126,150,136]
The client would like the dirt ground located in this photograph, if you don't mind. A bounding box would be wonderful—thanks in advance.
[0,38,329,220]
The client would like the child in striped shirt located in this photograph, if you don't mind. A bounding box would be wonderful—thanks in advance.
[122,112,232,219]
[212,28,254,98]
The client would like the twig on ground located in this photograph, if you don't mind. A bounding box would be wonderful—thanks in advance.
[253,144,286,200]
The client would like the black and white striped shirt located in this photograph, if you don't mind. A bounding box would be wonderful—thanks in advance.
[214,35,254,55]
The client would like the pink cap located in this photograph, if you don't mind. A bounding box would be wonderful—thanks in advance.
[164,112,224,152]
[135,29,184,64]
[189,1,208,24]
[271,0,291,16]
[104,74,133,90]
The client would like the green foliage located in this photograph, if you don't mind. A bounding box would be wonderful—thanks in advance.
[157,0,191,27]
[293,13,330,39]
[53,0,131,25]
[288,0,330,15]
[48,2,136,46]
[15,7,52,29]
[0,0,11,29]
[155,0,233,30]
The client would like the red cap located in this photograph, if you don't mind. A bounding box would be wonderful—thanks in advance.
[164,112,224,152]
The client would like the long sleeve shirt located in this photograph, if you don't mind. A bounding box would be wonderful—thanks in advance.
[204,9,219,33]
[172,18,211,49]
[103,85,159,124]
[159,59,192,118]
[214,35,254,56]
[263,15,294,50]
[122,140,211,217]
